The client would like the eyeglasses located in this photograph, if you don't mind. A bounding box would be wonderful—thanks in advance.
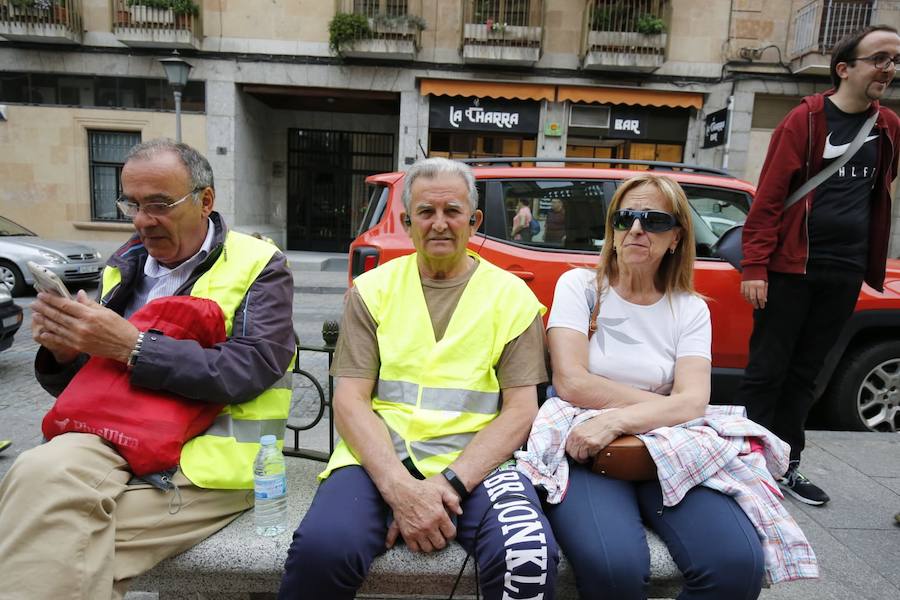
[612,209,678,233]
[116,190,199,219]
[851,53,900,71]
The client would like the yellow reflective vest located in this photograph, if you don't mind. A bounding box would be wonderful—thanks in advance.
[321,252,545,480]
[101,231,292,489]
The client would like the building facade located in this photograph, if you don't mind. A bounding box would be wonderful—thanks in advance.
[1,0,899,254]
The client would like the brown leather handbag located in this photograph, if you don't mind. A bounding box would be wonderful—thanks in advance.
[591,435,657,481]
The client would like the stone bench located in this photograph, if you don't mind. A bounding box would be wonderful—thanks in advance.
[130,458,683,599]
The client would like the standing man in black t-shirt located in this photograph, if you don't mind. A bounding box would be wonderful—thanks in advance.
[737,25,900,506]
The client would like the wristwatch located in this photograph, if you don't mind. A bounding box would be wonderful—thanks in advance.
[441,467,469,500]
[127,331,145,369]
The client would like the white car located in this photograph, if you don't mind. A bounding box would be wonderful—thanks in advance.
[700,215,738,237]
[0,215,104,296]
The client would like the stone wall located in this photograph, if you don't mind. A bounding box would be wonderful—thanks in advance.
[0,104,205,244]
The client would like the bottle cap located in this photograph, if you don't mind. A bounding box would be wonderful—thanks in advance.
[260,434,277,446]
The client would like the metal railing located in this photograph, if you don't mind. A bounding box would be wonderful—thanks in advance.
[0,0,82,31]
[285,324,339,462]
[463,0,543,47]
[336,0,424,44]
[112,0,201,36]
[789,0,876,58]
[583,0,668,56]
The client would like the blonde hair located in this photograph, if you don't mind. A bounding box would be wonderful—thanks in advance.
[594,174,697,297]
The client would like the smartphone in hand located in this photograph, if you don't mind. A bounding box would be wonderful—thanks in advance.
[26,261,72,300]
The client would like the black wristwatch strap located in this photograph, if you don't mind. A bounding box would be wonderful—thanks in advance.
[441,467,469,500]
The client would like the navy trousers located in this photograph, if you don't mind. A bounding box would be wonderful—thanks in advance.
[278,464,558,600]
[546,462,764,600]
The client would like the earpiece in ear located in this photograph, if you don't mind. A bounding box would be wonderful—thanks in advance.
[469,215,477,225]
[403,216,411,226]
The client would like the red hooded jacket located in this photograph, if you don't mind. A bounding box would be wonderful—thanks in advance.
[741,91,900,291]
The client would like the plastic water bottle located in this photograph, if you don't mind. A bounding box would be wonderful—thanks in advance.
[254,434,287,536]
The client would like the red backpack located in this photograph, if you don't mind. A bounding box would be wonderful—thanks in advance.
[42,296,227,476]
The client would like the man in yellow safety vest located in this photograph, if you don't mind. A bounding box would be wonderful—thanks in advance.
[0,139,295,599]
[279,157,558,600]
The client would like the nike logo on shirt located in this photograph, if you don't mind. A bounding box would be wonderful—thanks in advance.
[822,133,879,160]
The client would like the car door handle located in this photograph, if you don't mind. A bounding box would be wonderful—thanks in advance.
[507,270,535,281]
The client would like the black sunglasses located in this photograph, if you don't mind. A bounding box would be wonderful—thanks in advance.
[612,209,678,233]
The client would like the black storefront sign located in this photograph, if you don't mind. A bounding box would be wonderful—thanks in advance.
[609,108,647,139]
[597,106,689,142]
[703,108,729,148]
[429,96,540,133]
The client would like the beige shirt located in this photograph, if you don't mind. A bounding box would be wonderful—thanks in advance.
[332,260,547,389]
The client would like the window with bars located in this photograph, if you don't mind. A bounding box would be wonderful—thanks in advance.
[353,0,408,17]
[88,130,141,222]
[472,0,531,26]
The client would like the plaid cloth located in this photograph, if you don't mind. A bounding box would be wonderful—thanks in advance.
[516,400,819,584]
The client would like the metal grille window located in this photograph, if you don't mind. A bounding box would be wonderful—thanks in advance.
[472,0,531,26]
[353,0,407,16]
[88,130,140,222]
[287,129,395,252]
[791,0,875,56]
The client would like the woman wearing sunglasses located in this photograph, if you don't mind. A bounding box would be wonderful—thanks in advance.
[533,174,770,599]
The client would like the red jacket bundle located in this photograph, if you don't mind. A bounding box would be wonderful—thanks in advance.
[41,296,227,476]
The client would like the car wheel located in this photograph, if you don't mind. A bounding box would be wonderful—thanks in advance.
[0,260,26,296]
[823,340,900,432]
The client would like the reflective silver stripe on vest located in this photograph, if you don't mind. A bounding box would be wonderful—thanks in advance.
[204,414,288,443]
[420,388,499,414]
[384,422,409,460]
[377,379,418,406]
[378,380,499,414]
[410,432,475,461]
[273,371,292,390]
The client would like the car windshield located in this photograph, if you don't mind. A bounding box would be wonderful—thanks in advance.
[0,216,35,237]
[492,179,750,257]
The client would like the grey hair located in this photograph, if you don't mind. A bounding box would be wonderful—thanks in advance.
[401,157,478,212]
[125,138,215,192]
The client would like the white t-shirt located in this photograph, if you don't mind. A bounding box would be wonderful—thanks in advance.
[547,268,711,395]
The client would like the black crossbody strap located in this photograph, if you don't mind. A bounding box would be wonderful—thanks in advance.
[783,110,879,210]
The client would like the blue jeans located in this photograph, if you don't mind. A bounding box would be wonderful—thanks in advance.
[547,462,764,600]
[278,464,558,600]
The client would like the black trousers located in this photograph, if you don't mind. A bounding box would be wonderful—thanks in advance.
[736,267,863,463]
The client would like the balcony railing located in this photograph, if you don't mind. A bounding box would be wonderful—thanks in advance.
[112,0,201,49]
[0,0,83,44]
[462,0,543,66]
[335,0,424,60]
[787,0,900,73]
[789,0,876,58]
[582,0,668,72]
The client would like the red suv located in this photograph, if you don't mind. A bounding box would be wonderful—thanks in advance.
[349,159,900,433]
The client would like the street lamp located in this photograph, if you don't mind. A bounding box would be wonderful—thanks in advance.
[159,50,193,143]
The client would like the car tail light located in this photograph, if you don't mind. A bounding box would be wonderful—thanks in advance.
[351,246,380,279]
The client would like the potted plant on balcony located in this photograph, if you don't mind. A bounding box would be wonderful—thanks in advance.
[172,0,198,29]
[635,13,665,35]
[589,9,666,50]
[327,12,371,58]
[127,0,198,26]
[53,0,67,23]
[9,0,52,20]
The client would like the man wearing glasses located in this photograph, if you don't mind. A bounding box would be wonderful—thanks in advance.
[738,26,900,506]
[0,139,295,598]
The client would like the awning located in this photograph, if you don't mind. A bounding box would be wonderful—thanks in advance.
[558,85,703,110]
[420,78,555,102]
